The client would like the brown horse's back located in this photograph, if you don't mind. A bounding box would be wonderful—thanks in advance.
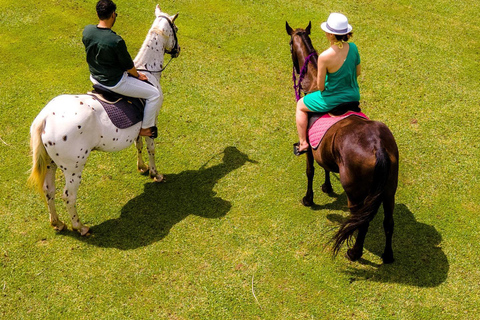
[314,116,398,200]
[317,117,398,196]
[314,116,398,261]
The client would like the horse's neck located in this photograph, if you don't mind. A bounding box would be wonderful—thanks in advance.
[299,51,318,92]
[133,26,167,83]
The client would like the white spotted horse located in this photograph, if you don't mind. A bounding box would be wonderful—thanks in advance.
[28,6,180,236]
[287,22,399,263]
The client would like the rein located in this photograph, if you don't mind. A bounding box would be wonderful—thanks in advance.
[292,52,317,101]
[137,57,173,74]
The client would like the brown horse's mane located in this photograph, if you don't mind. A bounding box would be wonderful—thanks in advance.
[291,29,318,93]
[299,30,317,57]
[291,29,318,76]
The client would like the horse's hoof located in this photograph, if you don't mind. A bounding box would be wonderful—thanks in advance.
[321,184,333,194]
[78,226,90,236]
[346,248,362,261]
[52,221,66,232]
[153,174,165,183]
[302,196,314,207]
[138,165,149,174]
[382,253,395,264]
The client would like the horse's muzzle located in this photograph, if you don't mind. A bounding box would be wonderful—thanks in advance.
[171,47,181,58]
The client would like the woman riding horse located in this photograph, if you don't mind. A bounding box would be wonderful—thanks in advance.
[287,19,399,263]
[294,13,361,155]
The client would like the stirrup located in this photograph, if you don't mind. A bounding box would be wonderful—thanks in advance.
[149,126,158,139]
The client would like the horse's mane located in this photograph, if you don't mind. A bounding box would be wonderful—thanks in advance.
[300,31,316,55]
[299,31,318,65]
[134,15,172,68]
[292,29,318,74]
[134,28,161,67]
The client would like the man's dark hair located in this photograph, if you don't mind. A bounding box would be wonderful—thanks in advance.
[96,0,116,20]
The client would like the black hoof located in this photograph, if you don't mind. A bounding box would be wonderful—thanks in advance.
[382,253,395,264]
[346,248,362,261]
[302,196,314,207]
[321,184,333,194]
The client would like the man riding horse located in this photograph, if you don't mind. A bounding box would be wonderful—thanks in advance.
[82,0,161,138]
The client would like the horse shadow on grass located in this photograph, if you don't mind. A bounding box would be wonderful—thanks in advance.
[311,191,449,287]
[70,146,256,250]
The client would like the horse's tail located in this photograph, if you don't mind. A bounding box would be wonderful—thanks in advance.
[332,147,391,256]
[28,115,49,197]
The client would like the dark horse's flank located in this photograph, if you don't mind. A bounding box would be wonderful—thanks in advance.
[286,22,399,263]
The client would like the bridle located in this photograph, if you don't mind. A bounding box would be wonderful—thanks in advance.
[292,52,317,101]
[137,16,180,74]
[161,16,180,57]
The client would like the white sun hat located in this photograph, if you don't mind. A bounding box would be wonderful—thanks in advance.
[321,13,353,35]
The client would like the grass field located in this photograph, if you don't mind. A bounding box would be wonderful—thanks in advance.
[1,0,480,318]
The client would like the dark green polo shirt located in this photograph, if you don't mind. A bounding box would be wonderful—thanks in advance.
[82,25,135,86]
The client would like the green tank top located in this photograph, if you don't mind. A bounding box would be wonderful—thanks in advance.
[303,43,361,113]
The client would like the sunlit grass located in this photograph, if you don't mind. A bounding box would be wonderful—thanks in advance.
[1,0,480,318]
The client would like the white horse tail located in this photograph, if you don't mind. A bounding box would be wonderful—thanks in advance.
[28,114,49,196]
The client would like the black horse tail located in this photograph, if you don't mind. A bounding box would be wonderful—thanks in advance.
[332,147,391,256]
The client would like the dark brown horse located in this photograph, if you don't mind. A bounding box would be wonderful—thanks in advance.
[286,22,399,263]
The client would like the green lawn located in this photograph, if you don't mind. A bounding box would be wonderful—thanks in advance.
[1,0,479,318]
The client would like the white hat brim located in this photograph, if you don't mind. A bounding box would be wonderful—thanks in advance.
[321,22,353,35]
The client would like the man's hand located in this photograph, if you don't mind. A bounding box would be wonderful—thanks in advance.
[137,72,148,81]
[127,67,148,81]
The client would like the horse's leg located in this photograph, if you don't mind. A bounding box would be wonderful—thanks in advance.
[346,222,369,261]
[340,195,368,261]
[145,137,164,182]
[381,194,395,264]
[322,169,333,194]
[61,167,89,236]
[302,149,315,206]
[135,136,148,174]
[44,160,66,231]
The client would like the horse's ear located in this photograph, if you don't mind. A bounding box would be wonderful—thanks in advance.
[171,13,179,22]
[155,4,162,16]
[286,22,294,35]
[306,21,312,35]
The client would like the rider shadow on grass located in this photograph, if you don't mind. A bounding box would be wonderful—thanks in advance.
[313,190,449,287]
[74,146,256,250]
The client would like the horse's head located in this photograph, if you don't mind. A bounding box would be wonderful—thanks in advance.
[286,21,318,95]
[134,5,180,76]
[153,5,180,58]
[286,21,315,74]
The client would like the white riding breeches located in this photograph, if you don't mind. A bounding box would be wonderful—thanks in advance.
[90,72,162,129]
